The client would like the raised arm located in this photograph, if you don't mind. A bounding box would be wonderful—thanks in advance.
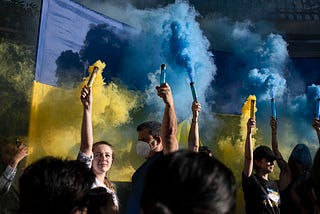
[188,101,201,152]
[156,83,178,154]
[313,118,320,144]
[0,143,28,195]
[270,117,291,190]
[80,87,93,156]
[243,118,255,177]
[10,143,28,169]
[270,117,287,170]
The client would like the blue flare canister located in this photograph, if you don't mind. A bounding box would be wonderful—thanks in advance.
[271,98,277,119]
[160,64,166,85]
[190,82,198,102]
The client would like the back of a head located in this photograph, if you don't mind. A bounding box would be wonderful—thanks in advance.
[141,150,236,214]
[86,187,118,214]
[198,146,212,156]
[288,143,312,171]
[19,156,95,214]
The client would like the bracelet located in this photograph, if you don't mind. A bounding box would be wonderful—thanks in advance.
[192,119,198,123]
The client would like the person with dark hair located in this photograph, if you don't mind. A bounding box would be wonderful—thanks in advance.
[311,118,320,213]
[242,118,280,214]
[0,142,28,195]
[126,83,179,214]
[198,145,212,156]
[78,86,118,210]
[18,156,95,214]
[141,149,236,214]
[271,117,316,213]
[85,187,118,214]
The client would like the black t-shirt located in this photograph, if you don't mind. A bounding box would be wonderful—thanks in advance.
[242,173,280,214]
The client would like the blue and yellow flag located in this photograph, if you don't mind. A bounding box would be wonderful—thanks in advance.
[29,0,140,181]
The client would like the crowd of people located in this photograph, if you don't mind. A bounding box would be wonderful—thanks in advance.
[1,80,320,214]
[242,117,320,214]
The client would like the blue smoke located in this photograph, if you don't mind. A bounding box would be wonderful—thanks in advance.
[76,0,320,154]
[293,84,320,120]
[287,84,320,152]
[199,15,320,155]
[247,34,288,100]
[308,84,320,99]
[116,1,216,121]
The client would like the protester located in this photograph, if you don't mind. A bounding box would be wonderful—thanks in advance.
[271,117,315,213]
[18,156,95,214]
[78,86,119,209]
[126,83,179,214]
[198,145,213,156]
[242,118,280,214]
[85,187,118,214]
[0,141,28,195]
[141,149,236,214]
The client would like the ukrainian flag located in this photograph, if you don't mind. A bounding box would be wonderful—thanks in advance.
[29,0,141,182]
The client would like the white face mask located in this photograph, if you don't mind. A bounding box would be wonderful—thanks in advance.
[136,141,151,158]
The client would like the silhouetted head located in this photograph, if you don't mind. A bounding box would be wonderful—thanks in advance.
[288,144,312,179]
[19,156,95,214]
[141,150,236,214]
[85,187,118,214]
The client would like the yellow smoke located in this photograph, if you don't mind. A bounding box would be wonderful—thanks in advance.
[177,119,191,149]
[28,68,143,181]
[215,95,257,214]
[86,60,106,88]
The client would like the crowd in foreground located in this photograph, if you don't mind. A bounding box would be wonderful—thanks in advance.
[1,82,320,214]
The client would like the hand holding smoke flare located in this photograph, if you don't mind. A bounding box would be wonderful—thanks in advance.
[86,60,106,88]
[160,64,166,85]
[271,98,277,119]
[190,82,198,102]
[316,98,320,120]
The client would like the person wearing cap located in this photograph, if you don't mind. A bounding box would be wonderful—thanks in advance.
[242,118,280,214]
[271,117,318,213]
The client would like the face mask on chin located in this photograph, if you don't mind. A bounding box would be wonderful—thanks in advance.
[136,141,151,158]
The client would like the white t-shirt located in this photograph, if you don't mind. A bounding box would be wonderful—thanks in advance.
[77,151,119,208]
